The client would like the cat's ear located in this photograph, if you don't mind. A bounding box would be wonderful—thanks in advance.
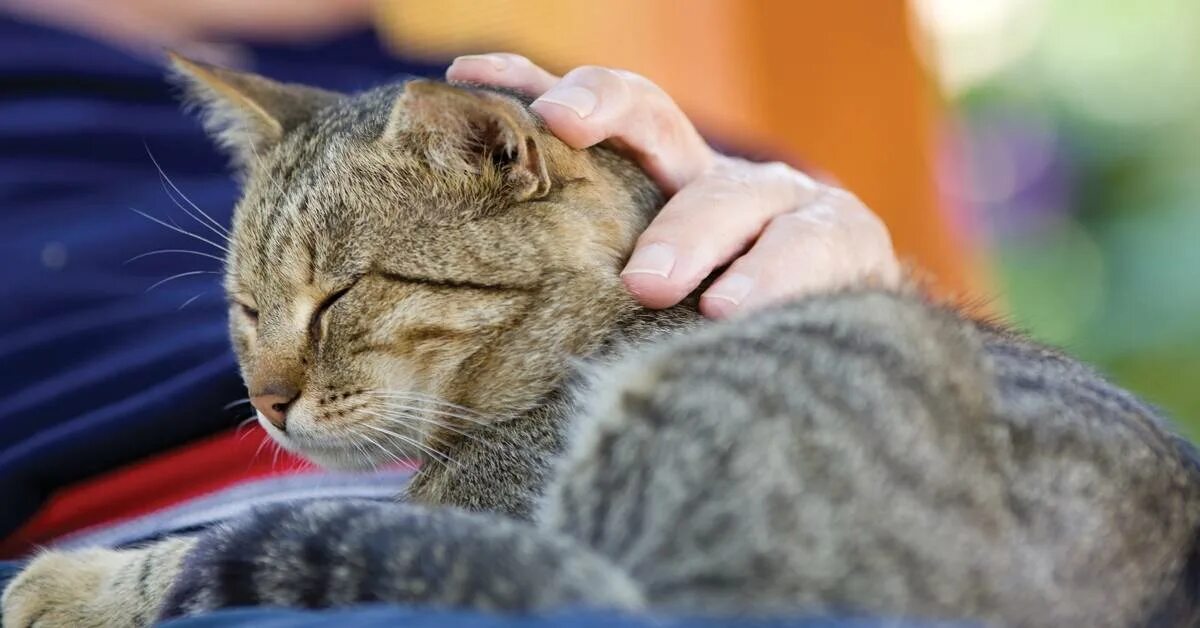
[387,80,552,201]
[167,53,341,173]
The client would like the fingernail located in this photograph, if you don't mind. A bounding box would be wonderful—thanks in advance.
[453,54,508,71]
[620,243,676,279]
[702,273,754,306]
[533,86,597,119]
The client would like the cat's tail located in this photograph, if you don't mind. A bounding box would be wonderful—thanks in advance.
[159,499,644,620]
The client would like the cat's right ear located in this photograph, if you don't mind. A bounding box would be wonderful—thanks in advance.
[386,80,553,201]
[167,53,341,175]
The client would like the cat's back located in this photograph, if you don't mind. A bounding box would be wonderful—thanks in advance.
[542,288,1200,626]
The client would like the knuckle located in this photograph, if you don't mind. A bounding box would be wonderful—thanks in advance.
[561,66,634,107]
[495,53,543,78]
[565,65,626,87]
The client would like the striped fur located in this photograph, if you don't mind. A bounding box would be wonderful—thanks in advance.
[5,66,1199,628]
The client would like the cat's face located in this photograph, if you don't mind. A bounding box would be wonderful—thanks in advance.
[172,57,659,469]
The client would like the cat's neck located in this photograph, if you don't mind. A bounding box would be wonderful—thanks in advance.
[404,301,703,518]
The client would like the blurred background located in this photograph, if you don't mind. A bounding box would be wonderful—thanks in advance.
[1,0,1198,553]
[913,0,1200,438]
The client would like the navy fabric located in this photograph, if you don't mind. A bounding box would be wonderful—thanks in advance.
[0,16,445,539]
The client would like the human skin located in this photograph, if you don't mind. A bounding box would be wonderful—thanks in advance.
[447,53,901,319]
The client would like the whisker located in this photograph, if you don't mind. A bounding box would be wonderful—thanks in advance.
[371,402,491,427]
[130,208,230,255]
[237,421,260,442]
[356,432,414,467]
[360,423,457,469]
[178,291,207,310]
[159,178,231,244]
[144,269,221,293]
[124,249,226,265]
[363,408,488,446]
[363,390,484,414]
[349,440,372,466]
[224,398,252,410]
[144,143,231,239]
[361,423,449,466]
[249,148,289,200]
[362,392,489,424]
[252,436,273,463]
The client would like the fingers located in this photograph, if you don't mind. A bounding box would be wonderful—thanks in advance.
[531,66,714,193]
[447,54,714,194]
[699,190,900,319]
[446,53,560,96]
[620,159,826,309]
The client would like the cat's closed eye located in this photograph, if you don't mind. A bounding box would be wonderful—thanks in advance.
[238,302,259,323]
[310,284,355,340]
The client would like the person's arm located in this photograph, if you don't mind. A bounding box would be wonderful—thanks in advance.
[447,54,900,319]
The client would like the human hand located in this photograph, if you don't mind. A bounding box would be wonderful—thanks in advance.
[447,54,900,319]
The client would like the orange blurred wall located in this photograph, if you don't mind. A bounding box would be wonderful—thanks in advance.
[375,0,982,297]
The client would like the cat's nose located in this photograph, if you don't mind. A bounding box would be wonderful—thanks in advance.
[251,383,300,431]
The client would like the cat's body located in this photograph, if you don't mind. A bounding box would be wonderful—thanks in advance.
[4,59,1199,627]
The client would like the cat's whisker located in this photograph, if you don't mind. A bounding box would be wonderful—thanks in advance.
[367,424,457,469]
[178,291,208,310]
[359,423,458,469]
[124,249,226,265]
[144,270,222,293]
[356,431,418,468]
[234,415,259,441]
[366,389,484,412]
[130,208,230,255]
[349,440,373,467]
[361,408,488,446]
[249,148,290,202]
[375,402,492,427]
[144,143,231,240]
[225,398,253,411]
[158,178,232,245]
[359,399,491,429]
[362,391,489,422]
[252,434,273,462]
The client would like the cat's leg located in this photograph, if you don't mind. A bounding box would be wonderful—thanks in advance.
[2,537,195,628]
[160,499,643,620]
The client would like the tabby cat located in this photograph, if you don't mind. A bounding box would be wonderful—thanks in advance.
[3,55,1199,628]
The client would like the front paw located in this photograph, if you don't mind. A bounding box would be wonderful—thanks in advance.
[2,548,144,628]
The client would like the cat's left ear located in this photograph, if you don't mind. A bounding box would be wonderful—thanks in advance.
[168,53,341,175]
[386,80,552,201]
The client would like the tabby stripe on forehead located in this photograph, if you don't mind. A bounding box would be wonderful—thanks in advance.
[376,270,536,293]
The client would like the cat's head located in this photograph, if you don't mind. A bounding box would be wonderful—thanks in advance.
[170,55,661,469]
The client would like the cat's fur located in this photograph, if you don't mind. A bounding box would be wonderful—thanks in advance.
[4,56,1200,627]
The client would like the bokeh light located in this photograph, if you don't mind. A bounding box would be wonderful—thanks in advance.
[913,0,1200,436]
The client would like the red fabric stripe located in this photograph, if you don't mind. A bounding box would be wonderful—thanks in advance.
[0,426,310,558]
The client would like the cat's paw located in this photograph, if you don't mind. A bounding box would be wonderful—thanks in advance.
[2,548,145,628]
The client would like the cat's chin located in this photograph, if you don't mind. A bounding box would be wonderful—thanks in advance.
[257,416,390,471]
[300,447,385,471]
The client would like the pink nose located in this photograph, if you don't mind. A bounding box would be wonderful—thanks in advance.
[251,384,300,431]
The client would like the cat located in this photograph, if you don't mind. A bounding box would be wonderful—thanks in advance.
[3,54,1199,628]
